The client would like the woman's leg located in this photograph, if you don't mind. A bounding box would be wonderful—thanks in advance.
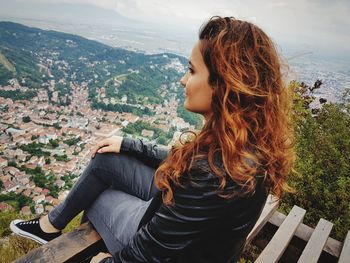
[48,151,160,230]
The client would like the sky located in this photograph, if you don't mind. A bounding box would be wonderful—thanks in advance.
[0,0,349,60]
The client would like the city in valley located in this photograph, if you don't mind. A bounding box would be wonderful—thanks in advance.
[0,77,197,215]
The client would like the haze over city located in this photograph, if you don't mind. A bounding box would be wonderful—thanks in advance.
[0,0,349,61]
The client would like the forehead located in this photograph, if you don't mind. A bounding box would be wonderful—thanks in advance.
[189,41,204,66]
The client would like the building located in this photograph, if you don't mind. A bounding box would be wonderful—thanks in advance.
[54,179,65,188]
[141,129,154,138]
[35,204,44,214]
[33,194,45,204]
[21,206,32,216]
[0,157,8,168]
[0,202,13,212]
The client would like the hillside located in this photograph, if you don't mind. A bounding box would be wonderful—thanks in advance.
[0,21,193,119]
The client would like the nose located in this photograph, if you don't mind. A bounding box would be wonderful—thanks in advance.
[180,73,187,87]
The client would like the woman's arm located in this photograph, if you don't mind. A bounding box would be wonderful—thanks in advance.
[91,136,170,168]
[119,137,170,168]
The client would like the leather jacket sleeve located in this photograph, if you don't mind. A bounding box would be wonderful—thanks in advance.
[120,137,170,168]
[98,257,114,263]
[112,164,240,263]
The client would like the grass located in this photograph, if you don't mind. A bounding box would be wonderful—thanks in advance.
[0,52,16,73]
[0,211,83,263]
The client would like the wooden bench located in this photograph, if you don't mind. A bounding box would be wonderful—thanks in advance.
[13,194,350,262]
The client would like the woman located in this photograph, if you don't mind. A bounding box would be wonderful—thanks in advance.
[10,16,294,263]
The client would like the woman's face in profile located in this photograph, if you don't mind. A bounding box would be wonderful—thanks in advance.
[180,41,213,120]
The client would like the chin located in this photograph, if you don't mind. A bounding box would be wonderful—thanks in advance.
[183,102,192,112]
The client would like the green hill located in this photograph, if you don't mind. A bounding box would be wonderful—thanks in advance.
[0,21,193,119]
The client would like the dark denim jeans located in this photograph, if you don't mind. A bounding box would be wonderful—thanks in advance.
[48,151,160,231]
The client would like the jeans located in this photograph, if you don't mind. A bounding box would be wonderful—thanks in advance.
[48,151,160,232]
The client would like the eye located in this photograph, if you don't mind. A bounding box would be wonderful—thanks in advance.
[188,67,194,74]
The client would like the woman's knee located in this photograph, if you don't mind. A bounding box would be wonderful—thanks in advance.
[89,151,132,171]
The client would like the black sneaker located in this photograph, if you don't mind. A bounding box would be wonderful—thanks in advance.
[10,217,62,244]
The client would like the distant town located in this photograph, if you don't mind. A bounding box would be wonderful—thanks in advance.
[0,72,198,216]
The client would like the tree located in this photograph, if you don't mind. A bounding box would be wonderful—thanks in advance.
[53,122,61,130]
[22,116,31,123]
[280,81,350,241]
[156,135,167,145]
[49,139,59,148]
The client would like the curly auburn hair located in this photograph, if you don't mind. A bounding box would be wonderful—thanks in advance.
[154,16,295,206]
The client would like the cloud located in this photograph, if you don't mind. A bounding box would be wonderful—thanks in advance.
[1,0,350,56]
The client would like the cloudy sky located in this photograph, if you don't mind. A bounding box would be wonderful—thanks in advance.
[0,0,349,60]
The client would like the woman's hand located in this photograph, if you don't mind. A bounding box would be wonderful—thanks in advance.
[91,136,124,158]
[90,252,113,263]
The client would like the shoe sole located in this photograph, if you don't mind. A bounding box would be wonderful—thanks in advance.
[10,219,48,245]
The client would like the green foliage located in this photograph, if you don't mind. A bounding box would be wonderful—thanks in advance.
[115,66,170,104]
[166,126,176,140]
[30,171,59,198]
[91,99,154,117]
[33,173,50,188]
[63,136,81,146]
[7,161,17,167]
[18,165,43,176]
[61,212,83,234]
[280,81,350,241]
[19,142,50,157]
[0,192,33,212]
[156,135,167,145]
[0,211,82,262]
[0,45,42,88]
[47,185,60,199]
[48,139,59,148]
[53,122,61,129]
[0,235,40,263]
[0,210,23,237]
[122,120,165,140]
[176,99,203,129]
[53,154,70,162]
[55,83,71,106]
[0,104,9,112]
[61,173,75,189]
[22,116,31,123]
[0,22,188,126]
[0,90,37,100]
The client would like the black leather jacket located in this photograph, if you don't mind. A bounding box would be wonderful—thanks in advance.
[102,137,268,263]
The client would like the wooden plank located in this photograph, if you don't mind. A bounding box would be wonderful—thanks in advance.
[255,205,306,263]
[269,210,343,257]
[297,218,333,263]
[338,231,350,263]
[246,194,279,244]
[13,222,101,263]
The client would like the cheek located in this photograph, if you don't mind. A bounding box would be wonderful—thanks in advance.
[187,77,203,95]
[186,84,213,107]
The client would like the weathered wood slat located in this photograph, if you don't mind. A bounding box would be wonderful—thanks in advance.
[269,210,342,257]
[338,230,350,263]
[297,218,333,263]
[246,194,279,244]
[13,222,101,263]
[255,205,306,263]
